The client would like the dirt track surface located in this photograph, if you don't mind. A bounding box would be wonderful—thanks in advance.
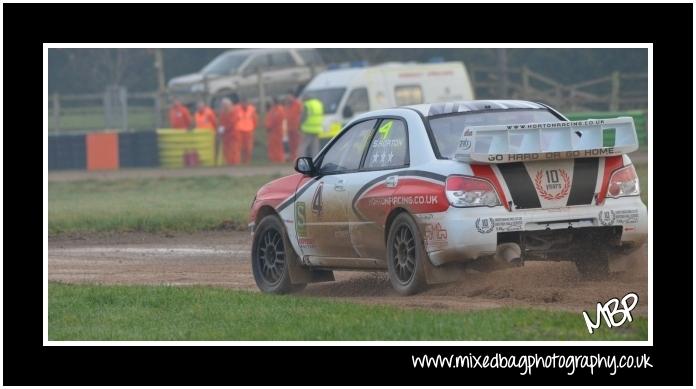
[49,231,648,315]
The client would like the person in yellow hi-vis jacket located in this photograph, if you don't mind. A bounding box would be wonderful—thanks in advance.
[319,120,342,149]
[298,97,324,158]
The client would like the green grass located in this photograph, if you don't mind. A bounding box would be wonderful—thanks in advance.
[48,283,647,341]
[48,175,281,234]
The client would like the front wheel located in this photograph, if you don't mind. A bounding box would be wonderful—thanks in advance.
[251,215,306,294]
[386,213,428,295]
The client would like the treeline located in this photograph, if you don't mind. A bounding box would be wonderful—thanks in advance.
[48,48,647,94]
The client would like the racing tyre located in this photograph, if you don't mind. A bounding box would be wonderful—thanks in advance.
[251,215,306,294]
[386,213,428,295]
[575,246,609,280]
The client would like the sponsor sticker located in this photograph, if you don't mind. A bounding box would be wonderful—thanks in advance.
[295,202,307,237]
[598,210,616,226]
[533,168,571,201]
[615,209,639,224]
[424,222,448,250]
[494,216,524,232]
[475,217,495,234]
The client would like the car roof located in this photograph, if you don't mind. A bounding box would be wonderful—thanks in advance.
[219,48,305,56]
[405,100,548,117]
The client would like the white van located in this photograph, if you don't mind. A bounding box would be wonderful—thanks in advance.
[300,61,474,135]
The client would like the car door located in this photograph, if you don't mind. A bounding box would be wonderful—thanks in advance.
[346,118,410,261]
[294,118,378,259]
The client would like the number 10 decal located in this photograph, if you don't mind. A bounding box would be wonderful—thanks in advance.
[545,169,559,183]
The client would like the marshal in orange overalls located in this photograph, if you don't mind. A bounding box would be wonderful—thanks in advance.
[195,105,217,131]
[233,103,258,164]
[285,96,302,162]
[221,103,240,165]
[265,103,287,163]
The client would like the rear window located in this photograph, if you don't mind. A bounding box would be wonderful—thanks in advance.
[428,109,562,159]
[297,49,323,65]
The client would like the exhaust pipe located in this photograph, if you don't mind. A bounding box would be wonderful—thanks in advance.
[495,242,522,267]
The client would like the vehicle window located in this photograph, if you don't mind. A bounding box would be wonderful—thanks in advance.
[270,51,295,68]
[394,85,423,106]
[245,54,271,73]
[201,52,248,75]
[319,119,377,174]
[363,119,408,170]
[428,109,563,159]
[345,88,369,113]
[301,88,345,114]
[297,49,323,65]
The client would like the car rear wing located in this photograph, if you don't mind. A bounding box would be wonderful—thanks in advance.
[453,117,639,163]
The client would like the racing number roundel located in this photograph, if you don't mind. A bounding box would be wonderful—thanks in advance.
[312,182,323,215]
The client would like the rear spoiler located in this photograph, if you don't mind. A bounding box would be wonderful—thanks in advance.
[454,117,639,163]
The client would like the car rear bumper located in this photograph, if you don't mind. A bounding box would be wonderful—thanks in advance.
[423,196,647,266]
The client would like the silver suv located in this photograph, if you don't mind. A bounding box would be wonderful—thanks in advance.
[168,48,324,102]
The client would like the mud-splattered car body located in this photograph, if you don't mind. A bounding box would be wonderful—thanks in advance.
[249,100,647,294]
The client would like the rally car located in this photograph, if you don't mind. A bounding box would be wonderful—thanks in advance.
[249,100,647,295]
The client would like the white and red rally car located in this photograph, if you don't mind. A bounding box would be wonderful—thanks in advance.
[249,100,647,295]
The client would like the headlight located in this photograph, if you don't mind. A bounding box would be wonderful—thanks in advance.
[191,84,204,93]
[446,175,501,207]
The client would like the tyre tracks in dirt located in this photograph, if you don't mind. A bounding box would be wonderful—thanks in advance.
[48,231,648,316]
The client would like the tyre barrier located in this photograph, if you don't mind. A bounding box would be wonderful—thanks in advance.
[48,129,220,171]
[48,134,86,171]
[157,129,216,168]
[119,131,159,168]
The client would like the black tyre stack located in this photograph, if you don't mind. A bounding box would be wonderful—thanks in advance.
[118,131,159,168]
[48,134,86,171]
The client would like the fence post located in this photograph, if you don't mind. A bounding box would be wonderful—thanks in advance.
[257,67,266,118]
[154,94,162,129]
[521,66,530,98]
[52,93,61,133]
[610,71,621,111]
[120,87,128,132]
[569,88,577,112]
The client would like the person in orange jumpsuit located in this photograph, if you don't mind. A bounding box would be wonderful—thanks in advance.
[194,100,217,131]
[168,98,192,129]
[284,91,303,162]
[218,98,240,165]
[232,97,258,164]
[264,97,287,163]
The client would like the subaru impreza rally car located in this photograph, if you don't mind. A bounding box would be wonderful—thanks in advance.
[249,100,647,295]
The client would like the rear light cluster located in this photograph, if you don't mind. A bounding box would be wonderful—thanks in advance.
[606,165,640,198]
[445,175,501,207]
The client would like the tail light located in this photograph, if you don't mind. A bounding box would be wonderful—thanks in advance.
[446,175,501,207]
[606,165,640,198]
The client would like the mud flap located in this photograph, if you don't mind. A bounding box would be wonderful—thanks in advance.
[287,254,335,284]
[423,254,466,284]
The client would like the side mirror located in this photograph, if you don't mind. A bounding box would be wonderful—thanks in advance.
[294,157,316,176]
[342,105,354,119]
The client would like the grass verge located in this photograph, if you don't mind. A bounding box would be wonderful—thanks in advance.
[48,174,280,234]
[48,283,648,341]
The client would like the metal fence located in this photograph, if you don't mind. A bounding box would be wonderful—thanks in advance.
[48,66,648,134]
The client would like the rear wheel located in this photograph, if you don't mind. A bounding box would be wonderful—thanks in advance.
[251,215,306,294]
[386,213,428,295]
[575,247,609,279]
